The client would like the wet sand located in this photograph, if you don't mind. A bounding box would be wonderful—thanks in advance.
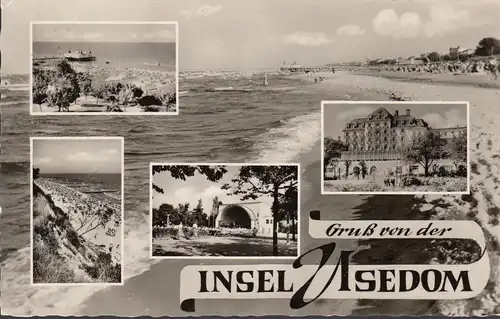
[80,73,500,317]
[355,70,500,90]
[83,74,500,315]
[4,72,500,316]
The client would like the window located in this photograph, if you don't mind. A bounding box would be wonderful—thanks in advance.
[401,128,405,133]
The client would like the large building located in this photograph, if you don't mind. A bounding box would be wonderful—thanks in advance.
[331,107,466,177]
[215,201,274,236]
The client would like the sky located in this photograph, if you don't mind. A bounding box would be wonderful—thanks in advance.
[32,23,176,43]
[32,138,123,174]
[152,165,296,212]
[2,0,500,73]
[323,103,468,139]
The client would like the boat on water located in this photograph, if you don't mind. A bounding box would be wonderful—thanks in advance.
[63,51,96,62]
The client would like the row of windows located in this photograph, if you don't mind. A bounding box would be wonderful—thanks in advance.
[349,144,401,151]
[345,118,421,130]
[368,114,390,121]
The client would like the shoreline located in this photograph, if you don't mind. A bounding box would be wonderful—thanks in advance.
[352,71,500,90]
[2,71,500,316]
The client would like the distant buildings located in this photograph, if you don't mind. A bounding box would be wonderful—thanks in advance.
[450,46,475,60]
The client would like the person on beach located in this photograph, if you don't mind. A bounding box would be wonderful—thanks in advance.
[264,73,269,86]
[193,223,198,238]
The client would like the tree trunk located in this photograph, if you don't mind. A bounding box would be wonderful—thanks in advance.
[286,212,290,245]
[291,215,296,241]
[272,184,279,256]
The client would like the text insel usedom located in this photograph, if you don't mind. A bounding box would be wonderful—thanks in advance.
[196,242,473,309]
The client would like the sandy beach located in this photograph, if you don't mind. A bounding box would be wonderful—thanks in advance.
[33,178,122,281]
[2,70,500,316]
[31,61,177,113]
[76,73,500,316]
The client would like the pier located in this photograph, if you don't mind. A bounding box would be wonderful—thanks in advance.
[280,66,335,73]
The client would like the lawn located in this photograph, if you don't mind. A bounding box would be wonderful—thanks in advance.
[324,176,468,192]
[152,236,298,257]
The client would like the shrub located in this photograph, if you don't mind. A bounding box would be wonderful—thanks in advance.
[66,229,81,248]
[33,238,75,283]
[324,181,384,192]
[438,166,449,177]
[183,226,195,239]
[402,176,423,186]
[84,252,121,283]
[153,225,257,239]
[457,165,467,177]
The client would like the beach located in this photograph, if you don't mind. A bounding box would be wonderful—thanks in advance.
[2,70,500,315]
[31,62,177,113]
[32,177,122,282]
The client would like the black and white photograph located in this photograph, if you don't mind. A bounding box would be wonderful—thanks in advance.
[30,21,178,115]
[1,0,500,316]
[151,164,299,258]
[31,137,124,284]
[322,102,470,194]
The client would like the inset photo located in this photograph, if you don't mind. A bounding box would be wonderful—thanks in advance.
[31,137,124,285]
[150,164,299,259]
[30,21,178,115]
[322,101,470,195]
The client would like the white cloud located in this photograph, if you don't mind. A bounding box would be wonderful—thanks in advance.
[67,151,95,161]
[336,25,366,36]
[422,109,467,128]
[179,10,193,20]
[82,32,104,40]
[423,4,474,38]
[104,149,118,155]
[372,9,422,39]
[372,3,483,39]
[196,4,223,17]
[143,29,175,40]
[36,156,53,164]
[283,32,333,47]
[166,185,227,213]
[180,4,223,19]
[336,106,378,122]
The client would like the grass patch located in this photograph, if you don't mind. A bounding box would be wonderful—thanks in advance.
[32,237,75,284]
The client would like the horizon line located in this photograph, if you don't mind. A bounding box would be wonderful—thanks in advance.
[33,40,176,43]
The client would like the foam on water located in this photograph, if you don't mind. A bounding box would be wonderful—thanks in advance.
[1,212,160,316]
[0,101,28,107]
[253,111,321,163]
[5,87,30,91]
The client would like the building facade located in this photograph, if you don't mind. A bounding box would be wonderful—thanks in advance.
[215,201,273,236]
[329,107,466,177]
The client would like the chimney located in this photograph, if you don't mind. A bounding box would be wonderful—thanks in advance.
[338,136,341,141]
[394,110,399,116]
[406,109,410,116]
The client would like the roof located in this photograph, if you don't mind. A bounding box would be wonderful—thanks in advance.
[432,126,467,131]
[368,107,392,119]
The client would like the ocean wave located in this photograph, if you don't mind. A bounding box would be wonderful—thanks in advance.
[200,86,298,93]
[1,213,160,316]
[0,161,30,173]
[0,101,28,107]
[252,111,321,162]
[5,87,30,91]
